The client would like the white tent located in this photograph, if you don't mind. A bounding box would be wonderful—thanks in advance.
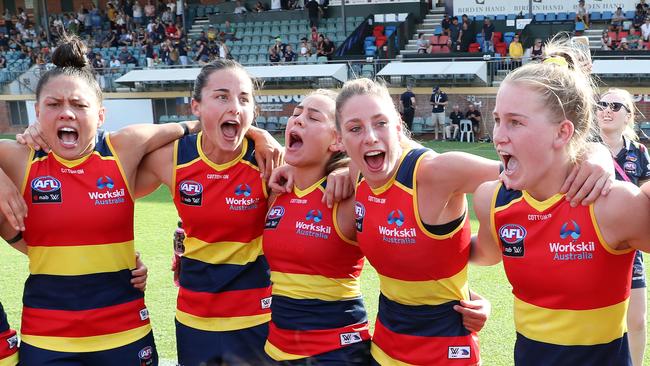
[377,61,488,84]
[591,60,650,76]
[116,64,349,86]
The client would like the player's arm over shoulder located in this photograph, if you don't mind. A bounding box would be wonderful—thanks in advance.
[0,139,31,184]
[595,181,650,252]
[417,151,499,195]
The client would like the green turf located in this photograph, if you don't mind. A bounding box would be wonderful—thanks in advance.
[0,134,16,140]
[0,140,647,365]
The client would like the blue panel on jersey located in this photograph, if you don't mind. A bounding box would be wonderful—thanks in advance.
[94,130,114,157]
[0,302,9,333]
[177,134,200,165]
[495,184,523,208]
[179,255,271,293]
[514,332,631,366]
[395,148,428,189]
[23,269,143,311]
[271,295,368,331]
[377,294,470,337]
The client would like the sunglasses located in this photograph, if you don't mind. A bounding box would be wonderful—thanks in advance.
[596,101,630,112]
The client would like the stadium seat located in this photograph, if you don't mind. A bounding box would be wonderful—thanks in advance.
[534,13,545,21]
[602,11,613,20]
[625,10,635,19]
[361,64,374,78]
[496,15,506,21]
[429,35,439,45]
[556,12,568,20]
[507,14,517,20]
[590,11,602,21]
[475,15,485,21]
[365,45,377,56]
[575,21,585,32]
[468,43,481,52]
[545,13,556,21]
[255,116,266,129]
[434,26,443,35]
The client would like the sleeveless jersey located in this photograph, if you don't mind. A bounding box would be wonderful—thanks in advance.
[20,131,151,352]
[0,302,18,366]
[491,183,635,365]
[613,137,650,186]
[355,148,479,365]
[262,177,369,360]
[173,133,271,332]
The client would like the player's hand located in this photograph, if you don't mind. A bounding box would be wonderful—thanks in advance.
[322,167,353,208]
[560,148,613,206]
[131,252,148,292]
[453,292,491,333]
[0,169,27,232]
[268,164,295,194]
[16,122,50,153]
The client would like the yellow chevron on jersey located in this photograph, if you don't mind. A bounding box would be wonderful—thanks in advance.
[0,353,18,366]
[370,344,413,366]
[27,241,135,275]
[378,266,469,306]
[20,324,151,353]
[183,236,264,265]
[269,271,361,301]
[264,341,305,361]
[175,309,271,332]
[514,296,628,346]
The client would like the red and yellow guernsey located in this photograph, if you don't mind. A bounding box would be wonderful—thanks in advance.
[0,303,18,366]
[262,177,369,360]
[173,133,271,332]
[491,183,635,365]
[355,148,479,365]
[20,131,151,352]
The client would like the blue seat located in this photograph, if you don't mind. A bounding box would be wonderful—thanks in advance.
[625,10,635,19]
[602,11,613,20]
[546,13,556,21]
[434,25,443,35]
[475,15,485,22]
[365,45,377,56]
[556,12,568,21]
[568,12,576,19]
[575,22,586,31]
[590,11,602,20]
[496,14,506,21]
[534,13,545,21]
[507,13,517,20]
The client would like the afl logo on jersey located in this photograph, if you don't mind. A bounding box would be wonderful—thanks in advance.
[31,176,62,204]
[235,183,252,197]
[179,180,203,206]
[499,224,526,257]
[355,202,365,232]
[265,205,285,229]
[138,346,154,365]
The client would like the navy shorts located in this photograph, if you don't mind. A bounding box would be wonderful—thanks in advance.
[276,340,371,366]
[20,331,158,366]
[632,250,646,289]
[176,319,273,366]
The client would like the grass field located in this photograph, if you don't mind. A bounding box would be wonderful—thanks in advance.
[0,140,647,365]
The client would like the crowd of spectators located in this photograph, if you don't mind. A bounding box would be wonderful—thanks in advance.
[267,31,335,64]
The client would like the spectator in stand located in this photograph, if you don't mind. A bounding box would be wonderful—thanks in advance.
[208,41,220,61]
[322,36,335,59]
[126,52,139,66]
[208,25,219,42]
[269,47,281,64]
[430,86,448,141]
[448,104,463,141]
[611,7,626,31]
[530,38,544,61]
[509,34,523,68]
[107,3,118,29]
[82,7,92,34]
[165,22,178,39]
[144,0,156,23]
[441,14,451,36]
[576,0,590,28]
[162,6,174,24]
[217,40,230,59]
[642,17,650,42]
[634,8,646,28]
[459,21,474,52]
[601,30,613,50]
[197,30,208,44]
[481,18,495,52]
[3,9,12,31]
[172,23,184,40]
[628,26,644,49]
[254,1,267,12]
[92,52,106,88]
[109,55,121,70]
[133,1,143,26]
[399,84,416,131]
[0,54,6,69]
[144,39,155,67]
[118,46,131,64]
[618,37,631,50]
[221,20,237,41]
[306,0,322,28]
[416,33,429,54]
[118,28,134,46]
[461,13,471,26]
[193,40,210,64]
[311,27,319,46]
[284,44,296,62]
[465,102,481,136]
[0,32,8,51]
[175,38,189,65]
[234,0,249,14]
[160,41,172,65]
[449,17,461,51]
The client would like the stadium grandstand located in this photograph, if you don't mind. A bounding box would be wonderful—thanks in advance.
[1,0,649,140]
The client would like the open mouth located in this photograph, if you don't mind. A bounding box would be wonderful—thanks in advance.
[57,127,79,148]
[288,131,303,150]
[221,121,239,140]
[364,150,385,171]
[499,151,518,175]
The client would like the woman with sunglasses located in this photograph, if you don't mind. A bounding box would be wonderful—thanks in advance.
[597,89,650,366]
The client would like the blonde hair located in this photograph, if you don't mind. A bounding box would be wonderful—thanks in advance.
[502,36,597,161]
[599,88,638,142]
[335,78,411,138]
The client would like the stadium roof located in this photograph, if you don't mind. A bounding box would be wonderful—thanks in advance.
[116,64,349,86]
[377,61,488,84]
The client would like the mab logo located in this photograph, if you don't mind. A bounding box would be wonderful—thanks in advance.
[265,205,285,229]
[560,220,581,240]
[96,176,114,190]
[387,210,405,227]
[448,346,471,359]
[179,180,203,206]
[31,176,62,204]
[235,183,252,197]
[306,209,323,223]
